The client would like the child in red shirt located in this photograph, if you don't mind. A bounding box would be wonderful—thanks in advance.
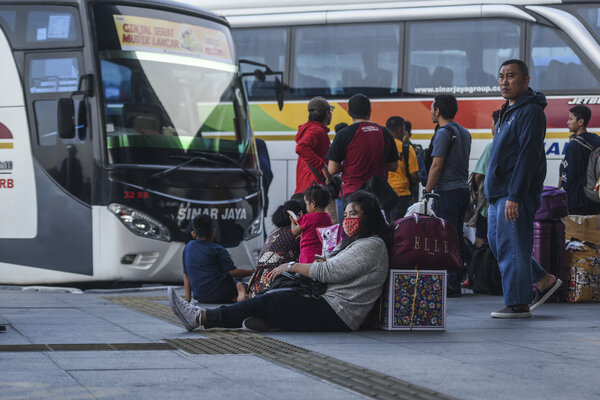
[292,185,333,263]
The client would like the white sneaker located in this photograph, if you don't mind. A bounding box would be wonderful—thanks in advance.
[168,287,201,331]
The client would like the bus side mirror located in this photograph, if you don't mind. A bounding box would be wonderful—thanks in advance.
[57,98,75,139]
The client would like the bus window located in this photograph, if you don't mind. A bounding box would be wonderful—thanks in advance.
[407,20,520,95]
[529,25,600,91]
[29,57,79,94]
[233,28,287,99]
[0,9,16,34]
[573,5,600,41]
[34,100,58,146]
[0,5,81,48]
[293,23,400,97]
[26,55,81,146]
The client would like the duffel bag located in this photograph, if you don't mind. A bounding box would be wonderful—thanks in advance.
[389,214,464,272]
[535,186,568,220]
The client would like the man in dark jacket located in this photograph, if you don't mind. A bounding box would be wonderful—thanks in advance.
[485,59,561,319]
[294,97,334,194]
[559,105,600,215]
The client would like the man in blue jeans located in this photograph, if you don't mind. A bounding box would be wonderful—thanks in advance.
[424,94,471,297]
[485,59,561,318]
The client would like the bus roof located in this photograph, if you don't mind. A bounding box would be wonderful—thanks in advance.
[193,0,564,16]
[0,0,230,28]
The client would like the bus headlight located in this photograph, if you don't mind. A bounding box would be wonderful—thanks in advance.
[108,203,171,242]
[245,215,262,239]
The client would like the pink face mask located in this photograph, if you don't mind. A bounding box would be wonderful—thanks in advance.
[343,217,361,237]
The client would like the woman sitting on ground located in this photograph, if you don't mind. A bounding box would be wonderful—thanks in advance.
[168,190,391,332]
[246,200,303,297]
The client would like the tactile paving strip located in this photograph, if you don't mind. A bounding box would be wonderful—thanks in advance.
[106,295,456,400]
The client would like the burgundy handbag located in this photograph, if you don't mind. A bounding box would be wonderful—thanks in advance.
[389,214,464,272]
[534,186,568,221]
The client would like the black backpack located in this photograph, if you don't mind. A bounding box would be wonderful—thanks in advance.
[417,124,457,186]
[467,244,503,295]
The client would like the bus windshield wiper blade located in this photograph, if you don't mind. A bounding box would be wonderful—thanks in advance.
[187,150,258,182]
[150,155,221,180]
[188,150,243,168]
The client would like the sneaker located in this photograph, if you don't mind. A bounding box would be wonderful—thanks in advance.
[530,278,562,312]
[168,287,201,331]
[241,317,279,332]
[490,305,532,319]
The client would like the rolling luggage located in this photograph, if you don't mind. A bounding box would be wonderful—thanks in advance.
[532,220,568,299]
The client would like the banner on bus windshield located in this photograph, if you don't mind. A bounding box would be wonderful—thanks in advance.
[112,15,233,63]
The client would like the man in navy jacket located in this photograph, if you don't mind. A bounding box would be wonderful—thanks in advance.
[484,59,561,319]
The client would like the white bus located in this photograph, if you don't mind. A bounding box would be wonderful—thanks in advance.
[0,0,268,285]
[201,0,600,223]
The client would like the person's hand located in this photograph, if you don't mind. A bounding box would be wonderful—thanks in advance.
[505,200,519,222]
[324,176,332,185]
[267,264,287,281]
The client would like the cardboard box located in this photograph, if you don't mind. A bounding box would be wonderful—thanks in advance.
[567,249,600,303]
[563,215,600,245]
[377,269,446,331]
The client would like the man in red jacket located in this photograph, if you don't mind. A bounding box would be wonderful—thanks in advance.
[294,97,334,194]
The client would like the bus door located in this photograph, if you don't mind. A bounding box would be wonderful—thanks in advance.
[0,5,94,277]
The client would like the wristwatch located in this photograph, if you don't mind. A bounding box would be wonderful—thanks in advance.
[287,261,295,273]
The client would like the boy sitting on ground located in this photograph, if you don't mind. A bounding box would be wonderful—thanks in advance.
[183,215,253,303]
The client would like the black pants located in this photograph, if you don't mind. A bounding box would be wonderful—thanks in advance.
[204,290,351,332]
[390,195,411,222]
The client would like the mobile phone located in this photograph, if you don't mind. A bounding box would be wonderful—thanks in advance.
[287,210,298,224]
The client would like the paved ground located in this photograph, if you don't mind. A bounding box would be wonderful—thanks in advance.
[1,286,598,400]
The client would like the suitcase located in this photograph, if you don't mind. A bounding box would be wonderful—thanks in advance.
[533,220,568,299]
[534,186,568,221]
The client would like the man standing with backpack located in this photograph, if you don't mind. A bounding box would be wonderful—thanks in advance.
[559,105,600,215]
[327,94,399,221]
[423,94,472,297]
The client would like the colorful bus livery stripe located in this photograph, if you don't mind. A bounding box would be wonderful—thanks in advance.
[247,97,593,138]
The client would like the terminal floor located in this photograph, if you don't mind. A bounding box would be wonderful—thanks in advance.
[0,287,598,400]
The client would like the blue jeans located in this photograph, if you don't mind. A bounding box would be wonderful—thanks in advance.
[434,188,470,290]
[488,195,547,306]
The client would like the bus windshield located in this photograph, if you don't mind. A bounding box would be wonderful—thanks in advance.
[93,5,251,165]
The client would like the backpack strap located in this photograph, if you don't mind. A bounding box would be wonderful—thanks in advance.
[573,135,595,152]
[402,142,410,179]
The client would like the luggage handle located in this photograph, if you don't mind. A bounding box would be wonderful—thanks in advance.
[411,213,446,228]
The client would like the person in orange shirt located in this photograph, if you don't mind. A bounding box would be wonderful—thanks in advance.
[386,116,419,221]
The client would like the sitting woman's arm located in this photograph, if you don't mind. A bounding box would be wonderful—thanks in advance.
[310,237,386,284]
[267,237,385,283]
[267,262,312,280]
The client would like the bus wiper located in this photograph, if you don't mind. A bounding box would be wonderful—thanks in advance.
[189,150,243,168]
[150,155,221,180]
[188,150,258,181]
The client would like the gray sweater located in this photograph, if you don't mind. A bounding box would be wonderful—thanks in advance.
[309,236,389,331]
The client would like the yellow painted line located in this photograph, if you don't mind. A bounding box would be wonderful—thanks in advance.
[546,132,571,139]
[0,142,13,149]
[255,135,297,141]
